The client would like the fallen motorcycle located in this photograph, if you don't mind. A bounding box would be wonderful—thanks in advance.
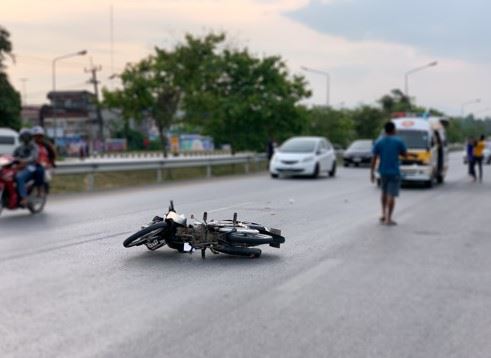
[123,201,285,258]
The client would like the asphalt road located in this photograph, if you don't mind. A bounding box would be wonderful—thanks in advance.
[1,155,491,358]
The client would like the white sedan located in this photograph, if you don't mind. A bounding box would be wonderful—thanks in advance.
[269,136,337,178]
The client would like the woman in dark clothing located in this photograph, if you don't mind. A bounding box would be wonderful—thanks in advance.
[466,137,476,181]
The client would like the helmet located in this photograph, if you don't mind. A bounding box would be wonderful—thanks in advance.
[19,128,32,144]
[31,125,45,136]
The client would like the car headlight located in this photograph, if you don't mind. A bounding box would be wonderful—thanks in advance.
[302,156,315,163]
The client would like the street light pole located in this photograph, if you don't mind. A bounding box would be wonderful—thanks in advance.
[51,50,87,91]
[51,50,87,141]
[461,98,481,117]
[301,66,330,107]
[404,61,438,97]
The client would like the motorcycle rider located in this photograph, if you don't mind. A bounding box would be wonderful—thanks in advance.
[31,126,56,195]
[13,128,39,207]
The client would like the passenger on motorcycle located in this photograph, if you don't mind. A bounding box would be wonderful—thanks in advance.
[13,129,39,207]
[31,126,56,195]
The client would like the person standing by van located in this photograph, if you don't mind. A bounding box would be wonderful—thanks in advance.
[474,135,486,182]
[466,137,476,181]
[370,121,407,226]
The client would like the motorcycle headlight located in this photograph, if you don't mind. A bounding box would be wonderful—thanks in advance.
[302,156,315,163]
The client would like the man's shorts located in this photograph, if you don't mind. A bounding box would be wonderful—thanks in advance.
[380,175,401,197]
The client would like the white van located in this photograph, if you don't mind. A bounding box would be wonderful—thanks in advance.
[393,117,449,187]
[0,128,19,155]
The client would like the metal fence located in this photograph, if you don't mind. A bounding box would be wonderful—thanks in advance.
[85,149,233,160]
[54,153,267,191]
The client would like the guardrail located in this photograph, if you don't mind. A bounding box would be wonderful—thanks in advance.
[54,153,267,191]
[81,149,233,160]
[448,143,464,152]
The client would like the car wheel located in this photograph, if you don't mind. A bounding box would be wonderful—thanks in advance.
[329,162,337,177]
[271,173,279,179]
[436,174,444,184]
[312,163,320,179]
[426,177,434,188]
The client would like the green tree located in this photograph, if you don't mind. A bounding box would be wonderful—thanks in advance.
[351,105,385,140]
[0,26,21,130]
[204,50,310,151]
[305,107,354,147]
[104,32,311,153]
[103,33,227,155]
[378,89,412,115]
[446,118,465,143]
[103,56,180,156]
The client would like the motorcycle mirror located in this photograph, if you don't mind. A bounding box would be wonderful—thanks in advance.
[233,212,237,226]
[169,200,175,212]
[203,211,208,223]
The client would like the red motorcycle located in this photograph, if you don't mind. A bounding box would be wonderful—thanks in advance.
[0,155,48,215]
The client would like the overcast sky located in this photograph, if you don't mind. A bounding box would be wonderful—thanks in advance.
[2,0,490,116]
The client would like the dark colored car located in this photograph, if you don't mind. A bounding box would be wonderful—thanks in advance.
[343,139,373,167]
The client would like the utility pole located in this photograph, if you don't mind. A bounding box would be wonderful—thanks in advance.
[110,4,115,89]
[20,78,28,105]
[85,63,104,145]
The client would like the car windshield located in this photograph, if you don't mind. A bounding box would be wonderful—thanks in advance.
[348,140,372,151]
[397,130,429,149]
[280,138,317,153]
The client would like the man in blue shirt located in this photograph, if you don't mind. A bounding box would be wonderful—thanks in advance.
[370,121,407,226]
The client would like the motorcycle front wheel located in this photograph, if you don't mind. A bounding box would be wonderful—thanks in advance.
[123,222,168,248]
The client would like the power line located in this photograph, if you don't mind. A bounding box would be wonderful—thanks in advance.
[15,53,125,72]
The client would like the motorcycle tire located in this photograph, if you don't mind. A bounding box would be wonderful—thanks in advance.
[123,222,168,248]
[214,220,280,238]
[0,190,4,216]
[214,245,262,258]
[226,231,285,246]
[27,194,47,214]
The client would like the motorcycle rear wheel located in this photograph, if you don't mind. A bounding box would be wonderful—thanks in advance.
[123,222,168,248]
[226,231,283,246]
[227,232,275,246]
[214,245,262,258]
[27,194,47,214]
